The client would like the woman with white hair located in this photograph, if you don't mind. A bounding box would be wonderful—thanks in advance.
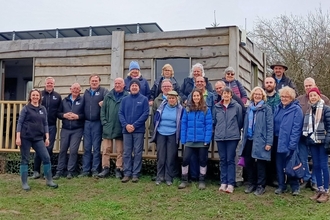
[180,63,213,103]
[222,67,248,104]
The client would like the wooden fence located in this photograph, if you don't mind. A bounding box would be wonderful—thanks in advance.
[0,101,220,161]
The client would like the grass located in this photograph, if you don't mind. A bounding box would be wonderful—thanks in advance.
[0,174,329,220]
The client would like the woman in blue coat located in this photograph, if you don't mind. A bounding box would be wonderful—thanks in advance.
[214,87,243,193]
[178,89,213,190]
[274,86,303,196]
[239,87,273,196]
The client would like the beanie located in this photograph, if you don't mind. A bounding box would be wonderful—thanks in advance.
[308,87,321,97]
[129,61,140,71]
[129,79,141,89]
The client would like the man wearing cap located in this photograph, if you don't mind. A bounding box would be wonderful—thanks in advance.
[119,79,149,183]
[271,61,298,95]
[124,61,151,101]
[297,77,330,190]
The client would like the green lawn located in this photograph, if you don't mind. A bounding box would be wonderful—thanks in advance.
[0,174,329,220]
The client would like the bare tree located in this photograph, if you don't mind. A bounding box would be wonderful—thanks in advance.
[250,8,330,95]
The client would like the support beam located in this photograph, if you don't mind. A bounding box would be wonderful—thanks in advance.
[110,31,125,89]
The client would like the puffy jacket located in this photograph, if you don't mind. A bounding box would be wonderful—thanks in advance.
[180,77,213,102]
[150,76,180,101]
[57,94,85,130]
[124,76,151,100]
[83,86,108,121]
[180,107,213,144]
[119,93,149,133]
[100,89,129,139]
[239,103,273,161]
[274,100,303,153]
[272,73,298,96]
[41,89,61,126]
[214,99,243,141]
[187,90,215,117]
[222,78,248,104]
[150,100,184,144]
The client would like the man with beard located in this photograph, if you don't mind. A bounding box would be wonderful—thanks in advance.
[271,61,298,96]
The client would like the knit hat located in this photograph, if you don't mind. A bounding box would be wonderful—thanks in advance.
[308,87,321,97]
[129,79,141,89]
[129,61,140,71]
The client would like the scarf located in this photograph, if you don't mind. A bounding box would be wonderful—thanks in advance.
[303,99,324,143]
[247,100,264,138]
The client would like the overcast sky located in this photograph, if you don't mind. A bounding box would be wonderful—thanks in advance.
[0,0,329,32]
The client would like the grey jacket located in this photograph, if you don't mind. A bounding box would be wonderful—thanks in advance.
[214,99,243,141]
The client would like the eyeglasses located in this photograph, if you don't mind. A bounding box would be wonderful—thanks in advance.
[226,73,235,76]
[280,96,291,99]
[254,93,263,96]
[31,88,40,92]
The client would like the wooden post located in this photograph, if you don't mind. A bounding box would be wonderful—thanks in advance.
[110,31,125,89]
[228,26,240,77]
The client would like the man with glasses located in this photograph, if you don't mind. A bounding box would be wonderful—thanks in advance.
[31,77,61,179]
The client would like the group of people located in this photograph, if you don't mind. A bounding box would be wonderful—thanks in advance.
[16,60,330,203]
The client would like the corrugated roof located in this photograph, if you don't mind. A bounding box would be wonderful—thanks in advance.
[0,22,163,41]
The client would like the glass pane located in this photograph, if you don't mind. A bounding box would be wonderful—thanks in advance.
[155,58,190,86]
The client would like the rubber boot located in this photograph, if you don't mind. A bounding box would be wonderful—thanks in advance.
[198,166,207,190]
[178,166,189,189]
[20,165,30,191]
[44,164,58,188]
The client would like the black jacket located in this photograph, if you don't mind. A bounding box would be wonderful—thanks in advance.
[41,89,61,126]
[150,77,180,101]
[83,86,108,121]
[58,94,85,130]
[180,77,213,102]
[272,73,298,96]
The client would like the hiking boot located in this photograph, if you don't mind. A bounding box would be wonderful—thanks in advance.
[178,174,188,189]
[254,186,265,196]
[98,167,110,178]
[198,182,206,190]
[92,171,99,177]
[310,191,323,201]
[166,181,172,186]
[115,168,123,179]
[275,188,286,195]
[155,181,161,185]
[78,172,90,178]
[317,192,329,203]
[219,184,227,192]
[67,172,73,179]
[31,171,41,179]
[245,185,256,194]
[132,177,139,183]
[53,172,62,180]
[121,176,130,183]
[292,190,300,196]
[225,185,234,193]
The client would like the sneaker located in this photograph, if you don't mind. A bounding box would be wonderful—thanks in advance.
[67,172,73,179]
[132,177,139,183]
[121,176,130,183]
[244,185,256,194]
[115,168,123,179]
[292,190,300,196]
[166,181,172,186]
[53,172,62,180]
[254,186,265,196]
[155,181,161,185]
[310,191,323,201]
[275,188,286,195]
[317,192,329,203]
[78,172,90,178]
[198,182,206,190]
[178,181,188,189]
[219,184,227,192]
[31,171,41,179]
[225,185,234,193]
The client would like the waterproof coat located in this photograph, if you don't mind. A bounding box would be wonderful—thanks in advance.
[272,73,298,96]
[180,77,213,102]
[222,78,248,104]
[150,76,180,101]
[124,76,151,100]
[239,103,274,161]
[150,100,184,144]
[214,99,243,141]
[274,100,303,153]
[100,89,129,139]
[180,107,213,144]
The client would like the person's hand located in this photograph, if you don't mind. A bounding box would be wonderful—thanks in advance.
[16,137,21,147]
[126,124,135,133]
[149,101,154,106]
[265,145,271,151]
[45,139,50,147]
[98,101,103,107]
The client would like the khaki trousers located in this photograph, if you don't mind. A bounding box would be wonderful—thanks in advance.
[101,139,123,170]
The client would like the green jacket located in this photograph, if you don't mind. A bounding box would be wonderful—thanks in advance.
[100,89,129,139]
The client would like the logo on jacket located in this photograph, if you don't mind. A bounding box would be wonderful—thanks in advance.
[39,110,44,114]
[53,96,57,100]
[95,92,100,96]
[76,101,80,105]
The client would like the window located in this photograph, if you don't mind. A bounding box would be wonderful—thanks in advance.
[25,81,33,101]
[251,62,258,88]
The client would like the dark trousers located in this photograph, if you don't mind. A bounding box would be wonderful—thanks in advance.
[243,140,267,187]
[57,128,83,173]
[182,147,208,169]
[276,152,299,191]
[20,138,51,166]
[267,136,278,184]
[82,120,102,173]
[33,125,56,172]
[123,133,144,178]
[217,140,238,185]
[310,144,329,190]
[156,132,178,182]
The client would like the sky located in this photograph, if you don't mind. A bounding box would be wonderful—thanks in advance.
[0,0,329,32]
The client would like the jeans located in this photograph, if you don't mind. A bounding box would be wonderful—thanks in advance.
[217,140,239,186]
[298,139,312,182]
[57,128,83,173]
[20,138,51,166]
[101,139,123,169]
[33,125,57,172]
[276,152,299,191]
[82,120,102,173]
[123,133,144,178]
[310,144,330,190]
[156,133,178,182]
[267,136,278,184]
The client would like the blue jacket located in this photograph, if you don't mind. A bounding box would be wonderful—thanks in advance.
[83,86,108,121]
[187,90,215,117]
[239,103,274,161]
[124,76,151,100]
[57,94,85,130]
[180,77,213,102]
[150,100,184,144]
[180,107,213,144]
[274,100,303,153]
[119,93,149,133]
[214,99,243,141]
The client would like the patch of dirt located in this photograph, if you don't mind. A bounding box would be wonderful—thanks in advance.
[0,209,21,215]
